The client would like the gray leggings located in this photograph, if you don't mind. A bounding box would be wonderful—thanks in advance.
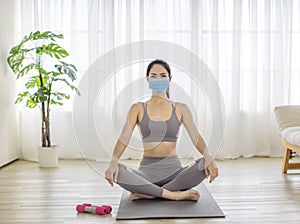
[115,155,206,198]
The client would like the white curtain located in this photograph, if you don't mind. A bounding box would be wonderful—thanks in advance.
[16,0,300,162]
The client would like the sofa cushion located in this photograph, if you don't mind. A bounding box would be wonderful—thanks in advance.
[281,126,300,147]
[274,106,300,133]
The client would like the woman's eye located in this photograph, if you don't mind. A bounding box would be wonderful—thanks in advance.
[150,75,167,79]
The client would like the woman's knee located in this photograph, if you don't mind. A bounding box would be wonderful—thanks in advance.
[115,163,130,183]
[194,157,206,173]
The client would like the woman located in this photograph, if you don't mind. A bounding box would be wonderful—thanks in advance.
[105,59,218,201]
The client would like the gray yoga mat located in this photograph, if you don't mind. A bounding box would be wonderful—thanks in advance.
[116,183,225,220]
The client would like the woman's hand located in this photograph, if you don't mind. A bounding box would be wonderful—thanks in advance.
[105,161,119,187]
[204,157,218,183]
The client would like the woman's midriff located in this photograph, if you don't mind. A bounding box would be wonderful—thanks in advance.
[143,141,177,157]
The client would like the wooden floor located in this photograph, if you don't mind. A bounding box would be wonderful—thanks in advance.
[1,157,300,223]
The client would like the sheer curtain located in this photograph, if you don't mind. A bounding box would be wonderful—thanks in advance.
[16,0,300,161]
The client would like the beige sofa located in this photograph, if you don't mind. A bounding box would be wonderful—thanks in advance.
[274,106,300,173]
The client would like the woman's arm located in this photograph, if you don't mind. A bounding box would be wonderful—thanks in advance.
[105,103,139,186]
[177,102,218,182]
[177,103,209,158]
[110,103,140,163]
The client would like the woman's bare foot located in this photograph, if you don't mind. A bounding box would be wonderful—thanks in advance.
[130,192,156,201]
[175,189,200,201]
[162,189,200,201]
[130,189,200,201]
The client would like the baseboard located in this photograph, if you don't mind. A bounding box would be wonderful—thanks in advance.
[0,157,19,169]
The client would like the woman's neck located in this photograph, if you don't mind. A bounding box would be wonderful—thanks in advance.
[149,94,170,104]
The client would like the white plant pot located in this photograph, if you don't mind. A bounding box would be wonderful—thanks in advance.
[37,145,58,168]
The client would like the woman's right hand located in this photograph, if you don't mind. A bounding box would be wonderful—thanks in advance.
[105,162,119,186]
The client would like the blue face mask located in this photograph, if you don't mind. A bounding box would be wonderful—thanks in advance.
[148,77,169,95]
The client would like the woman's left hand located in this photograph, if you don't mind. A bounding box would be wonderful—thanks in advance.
[204,157,218,183]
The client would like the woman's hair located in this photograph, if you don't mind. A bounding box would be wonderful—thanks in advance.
[146,59,171,98]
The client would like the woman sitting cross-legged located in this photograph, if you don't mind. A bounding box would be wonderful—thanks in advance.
[105,59,218,201]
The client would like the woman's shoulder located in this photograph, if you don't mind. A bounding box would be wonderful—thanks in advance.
[172,101,191,114]
[172,100,187,108]
[130,102,143,108]
[129,101,144,113]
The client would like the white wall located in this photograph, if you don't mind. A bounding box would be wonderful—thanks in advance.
[0,0,20,167]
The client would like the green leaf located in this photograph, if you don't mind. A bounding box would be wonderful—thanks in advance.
[55,61,77,81]
[32,86,50,103]
[25,76,40,89]
[15,91,29,104]
[50,100,63,106]
[58,92,70,99]
[49,71,60,77]
[40,31,50,38]
[69,63,78,72]
[26,97,38,108]
[50,92,71,106]
[45,43,69,59]
[32,31,41,40]
[36,47,43,55]
[9,45,22,55]
[39,31,64,41]
[51,92,70,100]
[7,52,25,75]
[18,63,36,78]
[53,78,80,95]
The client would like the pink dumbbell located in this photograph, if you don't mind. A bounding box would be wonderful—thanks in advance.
[76,203,112,215]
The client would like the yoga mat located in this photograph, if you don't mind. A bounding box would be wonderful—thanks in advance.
[116,183,225,220]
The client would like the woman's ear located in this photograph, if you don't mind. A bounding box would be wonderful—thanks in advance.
[169,75,172,81]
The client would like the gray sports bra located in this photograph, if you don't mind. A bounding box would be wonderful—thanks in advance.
[138,100,181,142]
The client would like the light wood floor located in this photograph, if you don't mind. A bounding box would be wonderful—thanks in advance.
[1,157,300,224]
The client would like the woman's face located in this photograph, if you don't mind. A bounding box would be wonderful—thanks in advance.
[147,64,171,81]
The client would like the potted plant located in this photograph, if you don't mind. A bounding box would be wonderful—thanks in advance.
[7,31,80,167]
